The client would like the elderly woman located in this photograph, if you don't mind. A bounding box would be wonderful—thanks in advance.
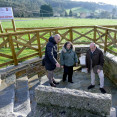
[60,41,78,83]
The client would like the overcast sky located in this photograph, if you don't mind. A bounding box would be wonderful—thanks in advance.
[72,0,117,5]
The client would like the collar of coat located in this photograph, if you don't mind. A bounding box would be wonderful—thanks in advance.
[88,47,100,55]
[49,36,57,44]
[61,47,75,53]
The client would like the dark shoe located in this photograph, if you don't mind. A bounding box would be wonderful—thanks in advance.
[68,81,74,83]
[88,85,95,90]
[53,81,59,85]
[50,83,56,87]
[100,88,106,94]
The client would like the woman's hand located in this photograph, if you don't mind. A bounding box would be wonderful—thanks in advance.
[56,63,60,68]
[76,63,78,66]
[97,69,101,73]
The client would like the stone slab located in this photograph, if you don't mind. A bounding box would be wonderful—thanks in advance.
[35,85,112,116]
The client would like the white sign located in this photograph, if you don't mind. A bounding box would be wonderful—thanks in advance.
[0,7,14,20]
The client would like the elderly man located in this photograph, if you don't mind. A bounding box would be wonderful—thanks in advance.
[86,43,106,94]
[44,34,61,87]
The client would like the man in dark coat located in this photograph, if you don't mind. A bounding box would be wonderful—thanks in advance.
[86,43,106,94]
[44,34,61,87]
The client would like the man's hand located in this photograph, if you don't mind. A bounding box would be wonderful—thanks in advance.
[56,63,60,68]
[97,69,101,73]
[86,68,88,72]
[61,66,64,68]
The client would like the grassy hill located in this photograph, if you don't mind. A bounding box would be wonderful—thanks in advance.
[0,0,116,17]
[66,7,92,14]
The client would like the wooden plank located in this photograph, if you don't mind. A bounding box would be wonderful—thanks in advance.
[104,29,108,53]
[0,21,7,48]
[69,27,73,42]
[15,37,29,43]
[57,30,70,43]
[41,42,47,50]
[73,29,94,42]
[36,32,42,57]
[0,60,14,67]
[1,25,117,37]
[8,35,18,65]
[40,31,50,38]
[107,32,117,48]
[28,33,31,46]
[16,34,37,57]
[18,53,39,61]
[12,19,19,48]
[96,30,105,43]
[40,36,48,42]
[13,39,38,51]
[0,38,8,48]
[94,26,96,43]
[0,53,13,59]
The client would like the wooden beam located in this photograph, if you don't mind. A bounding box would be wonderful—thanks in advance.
[69,27,73,42]
[104,29,108,53]
[0,21,7,48]
[12,19,19,48]
[8,35,18,66]
[0,53,13,59]
[36,32,42,57]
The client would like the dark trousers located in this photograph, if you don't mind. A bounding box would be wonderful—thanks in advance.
[63,65,73,82]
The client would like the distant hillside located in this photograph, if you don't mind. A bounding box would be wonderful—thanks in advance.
[0,0,116,17]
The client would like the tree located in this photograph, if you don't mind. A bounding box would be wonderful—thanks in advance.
[99,11,111,19]
[69,9,73,17]
[65,11,68,17]
[40,4,53,17]
[112,8,117,19]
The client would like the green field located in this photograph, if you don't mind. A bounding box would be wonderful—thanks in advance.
[0,18,117,67]
[1,18,117,29]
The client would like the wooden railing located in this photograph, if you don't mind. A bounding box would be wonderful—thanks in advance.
[0,25,117,68]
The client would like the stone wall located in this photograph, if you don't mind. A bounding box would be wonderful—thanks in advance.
[103,52,117,86]
[35,85,111,116]
[0,57,45,83]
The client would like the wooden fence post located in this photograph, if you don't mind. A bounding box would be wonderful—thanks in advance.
[0,21,7,48]
[50,31,52,37]
[70,27,73,43]
[36,32,42,58]
[8,34,18,65]
[94,26,96,43]
[114,26,117,42]
[28,33,31,46]
[104,29,108,53]
[12,19,19,48]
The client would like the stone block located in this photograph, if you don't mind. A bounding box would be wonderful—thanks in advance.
[35,85,112,116]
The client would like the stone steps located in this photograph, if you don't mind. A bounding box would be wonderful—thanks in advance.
[0,84,15,115]
[27,75,40,117]
[14,76,31,116]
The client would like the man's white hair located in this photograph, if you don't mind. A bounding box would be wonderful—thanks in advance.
[54,34,61,38]
[90,42,96,47]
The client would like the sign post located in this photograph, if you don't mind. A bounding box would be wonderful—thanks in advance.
[0,21,7,47]
[0,7,19,48]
